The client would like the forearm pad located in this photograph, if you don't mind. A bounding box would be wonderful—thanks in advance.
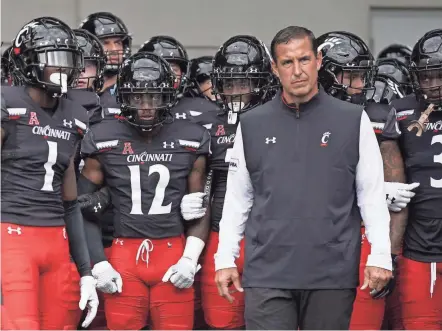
[63,199,92,277]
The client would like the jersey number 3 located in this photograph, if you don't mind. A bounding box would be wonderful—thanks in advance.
[128,164,172,215]
[431,135,442,188]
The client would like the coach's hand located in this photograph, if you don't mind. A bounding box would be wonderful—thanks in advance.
[92,261,123,294]
[215,267,243,303]
[79,276,99,328]
[361,266,393,293]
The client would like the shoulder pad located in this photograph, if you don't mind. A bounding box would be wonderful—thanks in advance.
[102,107,121,118]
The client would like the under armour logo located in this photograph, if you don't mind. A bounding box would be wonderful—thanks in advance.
[175,113,187,119]
[265,137,276,144]
[115,238,124,245]
[163,141,175,149]
[386,194,396,204]
[63,119,73,128]
[94,203,102,213]
[7,226,22,235]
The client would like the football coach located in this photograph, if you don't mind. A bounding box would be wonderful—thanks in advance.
[214,26,393,330]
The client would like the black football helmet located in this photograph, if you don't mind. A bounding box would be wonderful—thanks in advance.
[10,17,83,96]
[72,29,106,92]
[138,36,189,90]
[409,29,442,108]
[377,43,412,65]
[117,52,176,131]
[317,31,376,105]
[79,12,132,73]
[1,45,13,86]
[185,56,214,99]
[211,35,274,114]
[373,58,412,100]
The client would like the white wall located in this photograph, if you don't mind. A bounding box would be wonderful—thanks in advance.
[1,0,441,58]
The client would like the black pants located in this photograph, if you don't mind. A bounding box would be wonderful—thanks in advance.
[244,287,356,330]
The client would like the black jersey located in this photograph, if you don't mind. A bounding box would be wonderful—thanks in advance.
[1,86,88,226]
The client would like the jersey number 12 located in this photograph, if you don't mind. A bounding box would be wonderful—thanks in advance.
[128,164,172,215]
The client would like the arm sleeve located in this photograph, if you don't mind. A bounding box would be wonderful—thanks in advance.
[214,123,254,270]
[356,111,392,271]
[77,174,107,264]
[63,200,92,277]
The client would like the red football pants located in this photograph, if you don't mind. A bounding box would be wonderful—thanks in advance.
[349,227,386,330]
[105,236,194,330]
[200,231,245,329]
[1,223,80,330]
[397,257,442,329]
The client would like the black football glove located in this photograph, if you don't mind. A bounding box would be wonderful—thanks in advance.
[370,254,399,300]
[78,186,111,221]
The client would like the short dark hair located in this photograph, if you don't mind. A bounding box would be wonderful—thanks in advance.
[270,26,317,61]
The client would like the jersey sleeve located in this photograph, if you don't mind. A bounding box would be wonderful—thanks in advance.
[380,106,401,142]
[80,129,100,158]
[197,128,211,156]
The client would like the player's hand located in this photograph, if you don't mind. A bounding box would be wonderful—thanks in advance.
[384,182,420,212]
[162,257,201,289]
[79,276,99,328]
[78,186,111,218]
[361,266,393,293]
[215,267,243,303]
[370,254,399,299]
[180,192,207,221]
[92,261,123,294]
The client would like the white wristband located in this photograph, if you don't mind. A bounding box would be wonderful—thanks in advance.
[183,236,205,264]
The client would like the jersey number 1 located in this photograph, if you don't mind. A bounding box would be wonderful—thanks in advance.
[41,141,58,192]
[128,164,172,215]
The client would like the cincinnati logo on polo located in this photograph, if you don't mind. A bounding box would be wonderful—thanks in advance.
[127,151,173,163]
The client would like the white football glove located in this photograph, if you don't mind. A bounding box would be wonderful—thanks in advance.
[92,261,123,294]
[180,192,207,221]
[79,276,99,328]
[384,182,420,212]
[162,236,204,289]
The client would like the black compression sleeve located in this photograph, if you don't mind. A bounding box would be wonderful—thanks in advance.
[63,199,92,277]
[77,174,108,264]
[84,220,107,264]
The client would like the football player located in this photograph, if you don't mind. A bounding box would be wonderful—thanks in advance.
[180,35,274,330]
[79,52,211,330]
[137,36,219,117]
[1,17,98,329]
[185,56,216,101]
[392,28,442,330]
[377,43,412,66]
[317,31,414,330]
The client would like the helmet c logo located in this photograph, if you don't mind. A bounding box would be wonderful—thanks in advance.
[14,22,39,48]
